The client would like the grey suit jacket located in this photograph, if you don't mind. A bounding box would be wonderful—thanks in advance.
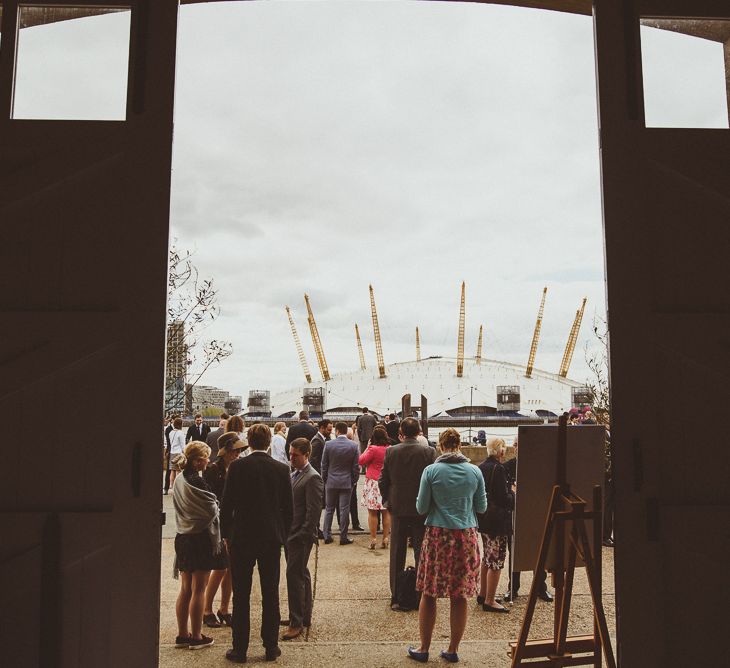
[378,438,437,516]
[321,436,359,490]
[289,464,324,544]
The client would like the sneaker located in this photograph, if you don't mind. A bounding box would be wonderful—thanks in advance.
[174,635,191,648]
[188,634,214,650]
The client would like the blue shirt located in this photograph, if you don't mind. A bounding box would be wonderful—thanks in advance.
[416,460,487,529]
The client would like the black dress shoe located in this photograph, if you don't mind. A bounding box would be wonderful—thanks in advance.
[324,537,333,544]
[352,525,364,531]
[602,538,615,548]
[502,591,517,603]
[340,537,354,545]
[225,649,247,663]
[265,646,282,661]
[538,590,554,602]
[317,529,324,539]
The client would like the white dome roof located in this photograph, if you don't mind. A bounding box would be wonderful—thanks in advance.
[268,357,580,418]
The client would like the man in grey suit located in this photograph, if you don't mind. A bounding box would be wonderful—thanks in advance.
[282,438,324,641]
[321,421,359,545]
[378,417,437,610]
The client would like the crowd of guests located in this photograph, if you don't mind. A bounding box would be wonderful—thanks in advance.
[162,408,561,663]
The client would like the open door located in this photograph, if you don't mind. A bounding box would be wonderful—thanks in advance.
[0,1,178,666]
[594,1,729,665]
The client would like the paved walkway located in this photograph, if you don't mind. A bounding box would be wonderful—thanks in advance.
[159,488,615,667]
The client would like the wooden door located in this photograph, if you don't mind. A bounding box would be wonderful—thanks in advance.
[0,2,178,666]
[593,1,730,665]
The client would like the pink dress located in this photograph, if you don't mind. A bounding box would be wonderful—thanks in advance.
[359,445,387,510]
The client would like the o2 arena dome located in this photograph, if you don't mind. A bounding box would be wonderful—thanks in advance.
[244,284,592,422]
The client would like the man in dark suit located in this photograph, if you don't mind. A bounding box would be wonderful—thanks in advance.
[321,422,359,545]
[282,438,324,641]
[356,407,377,455]
[378,417,436,610]
[186,413,210,444]
[309,419,332,474]
[205,412,229,463]
[221,423,293,663]
[285,411,318,459]
[385,413,400,444]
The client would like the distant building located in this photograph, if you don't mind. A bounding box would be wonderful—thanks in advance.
[164,320,188,414]
[225,396,242,415]
[186,384,233,414]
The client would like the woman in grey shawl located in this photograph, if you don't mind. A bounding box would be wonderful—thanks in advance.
[172,441,222,650]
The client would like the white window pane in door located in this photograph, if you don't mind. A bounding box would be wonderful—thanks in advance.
[13,7,131,120]
[640,21,729,129]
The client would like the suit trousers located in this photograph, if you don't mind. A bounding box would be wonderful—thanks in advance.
[230,541,281,655]
[505,533,547,596]
[323,488,352,540]
[389,515,426,602]
[285,538,314,628]
[336,485,361,529]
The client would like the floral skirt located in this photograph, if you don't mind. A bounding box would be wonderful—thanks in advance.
[481,532,507,570]
[416,526,481,598]
[361,477,385,510]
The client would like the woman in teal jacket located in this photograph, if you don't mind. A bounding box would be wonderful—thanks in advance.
[407,429,487,664]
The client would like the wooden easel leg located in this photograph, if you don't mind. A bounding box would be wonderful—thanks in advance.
[512,485,561,667]
[576,519,616,668]
[555,530,578,658]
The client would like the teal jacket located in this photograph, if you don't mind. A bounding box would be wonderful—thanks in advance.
[416,455,487,530]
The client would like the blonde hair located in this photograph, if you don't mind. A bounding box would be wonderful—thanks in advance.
[486,437,506,457]
[439,428,461,452]
[274,421,286,434]
[176,440,211,470]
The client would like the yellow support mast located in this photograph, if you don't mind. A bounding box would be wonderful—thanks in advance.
[285,306,312,384]
[457,281,466,377]
[526,287,548,378]
[355,323,366,370]
[559,297,588,378]
[304,294,330,382]
[369,285,386,379]
[416,326,421,362]
[476,324,483,364]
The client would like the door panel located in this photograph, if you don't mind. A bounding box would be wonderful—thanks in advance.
[0,2,179,666]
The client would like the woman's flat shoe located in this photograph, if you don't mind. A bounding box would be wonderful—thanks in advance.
[482,603,509,613]
[476,595,485,605]
[369,539,377,550]
[203,613,221,628]
[407,647,429,663]
[217,611,233,626]
[440,650,460,663]
[381,538,389,549]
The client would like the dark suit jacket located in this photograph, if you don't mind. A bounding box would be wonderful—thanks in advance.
[186,423,211,443]
[285,421,318,457]
[378,438,436,516]
[220,451,293,546]
[321,436,359,490]
[289,464,324,544]
[356,413,377,444]
[385,419,400,444]
[309,431,329,474]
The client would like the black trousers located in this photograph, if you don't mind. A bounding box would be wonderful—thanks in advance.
[506,533,547,595]
[389,515,426,603]
[230,541,281,655]
[285,538,314,628]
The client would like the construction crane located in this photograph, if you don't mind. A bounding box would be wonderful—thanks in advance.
[416,326,421,362]
[457,281,466,377]
[285,306,312,384]
[369,284,386,379]
[355,323,366,370]
[526,287,548,378]
[304,294,330,382]
[559,297,588,378]
[476,324,483,364]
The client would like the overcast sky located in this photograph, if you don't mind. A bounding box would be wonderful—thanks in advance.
[12,2,729,399]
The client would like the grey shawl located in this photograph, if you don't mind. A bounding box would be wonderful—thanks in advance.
[435,452,470,464]
[172,473,222,578]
